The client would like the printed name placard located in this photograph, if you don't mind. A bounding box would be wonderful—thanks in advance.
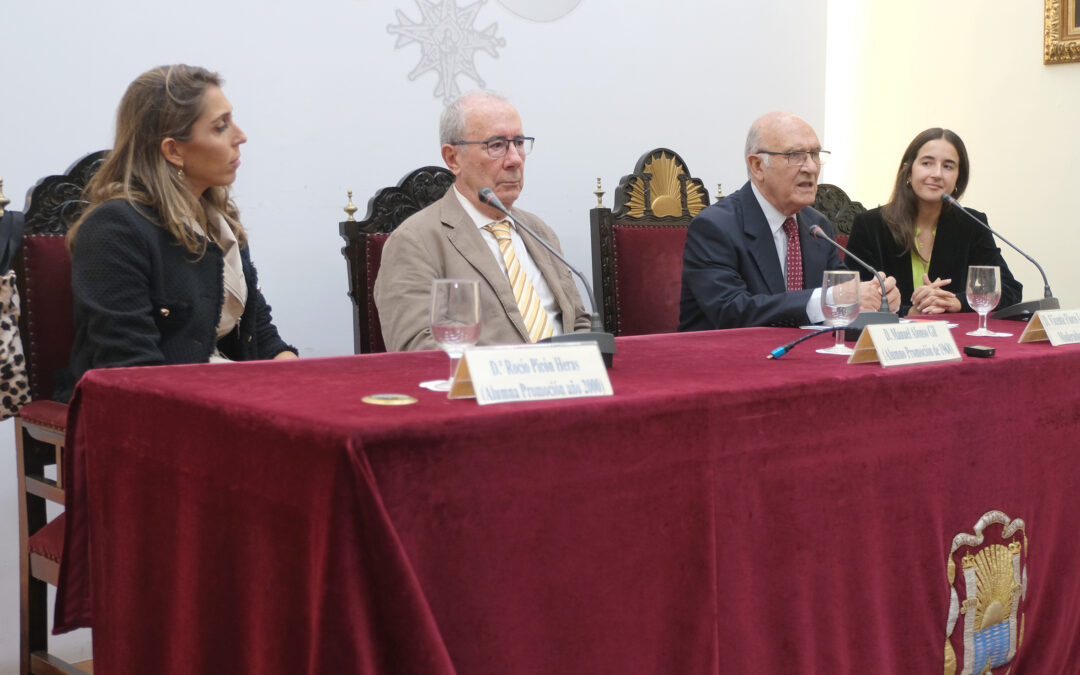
[449,341,613,404]
[848,321,962,367]
[1018,309,1080,345]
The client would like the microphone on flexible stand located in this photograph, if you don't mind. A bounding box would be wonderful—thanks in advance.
[478,188,616,367]
[809,225,900,340]
[940,193,1058,321]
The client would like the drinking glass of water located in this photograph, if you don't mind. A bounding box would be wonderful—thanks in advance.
[965,266,1011,337]
[428,279,481,392]
[817,270,861,355]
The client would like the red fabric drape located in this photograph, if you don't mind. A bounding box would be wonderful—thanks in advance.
[57,315,1080,673]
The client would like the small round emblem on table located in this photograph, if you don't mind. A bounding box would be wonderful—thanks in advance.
[362,393,418,406]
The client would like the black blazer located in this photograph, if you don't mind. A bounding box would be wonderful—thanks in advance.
[846,205,1022,315]
[679,181,844,330]
[60,199,295,401]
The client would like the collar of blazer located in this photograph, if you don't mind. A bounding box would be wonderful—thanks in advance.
[437,190,537,341]
[738,184,788,295]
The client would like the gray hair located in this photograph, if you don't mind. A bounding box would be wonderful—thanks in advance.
[439,90,510,145]
[744,117,770,177]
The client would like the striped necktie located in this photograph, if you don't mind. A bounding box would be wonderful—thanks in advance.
[483,220,554,342]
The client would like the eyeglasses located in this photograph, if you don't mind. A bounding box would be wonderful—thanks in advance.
[757,149,831,166]
[451,136,535,159]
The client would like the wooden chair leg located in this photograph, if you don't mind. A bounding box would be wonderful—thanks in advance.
[26,575,49,670]
[18,428,86,675]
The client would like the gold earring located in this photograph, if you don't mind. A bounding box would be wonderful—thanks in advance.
[178,166,185,180]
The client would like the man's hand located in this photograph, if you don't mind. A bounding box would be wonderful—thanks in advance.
[859,274,900,312]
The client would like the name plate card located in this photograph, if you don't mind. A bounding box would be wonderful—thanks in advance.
[1018,309,1080,345]
[848,321,962,367]
[449,342,613,404]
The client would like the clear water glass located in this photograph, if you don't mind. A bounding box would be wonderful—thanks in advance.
[817,270,861,355]
[965,266,1011,337]
[429,279,481,391]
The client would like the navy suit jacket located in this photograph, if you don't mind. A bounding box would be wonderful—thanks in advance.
[679,181,844,330]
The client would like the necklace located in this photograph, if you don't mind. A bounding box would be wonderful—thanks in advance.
[914,226,935,260]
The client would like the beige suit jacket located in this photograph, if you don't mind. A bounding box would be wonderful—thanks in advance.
[373,188,591,352]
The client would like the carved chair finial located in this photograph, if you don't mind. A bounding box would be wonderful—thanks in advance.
[612,148,708,219]
[344,190,358,222]
[23,150,108,235]
[353,166,455,234]
[594,177,604,208]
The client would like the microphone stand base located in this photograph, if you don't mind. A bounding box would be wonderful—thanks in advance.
[844,311,900,342]
[991,297,1060,322]
[541,332,616,368]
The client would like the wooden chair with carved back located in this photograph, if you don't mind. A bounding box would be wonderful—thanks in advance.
[812,183,866,253]
[590,148,710,336]
[339,166,455,354]
[11,150,105,675]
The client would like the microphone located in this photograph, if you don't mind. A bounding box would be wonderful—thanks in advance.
[809,224,899,339]
[941,193,1058,321]
[478,187,616,367]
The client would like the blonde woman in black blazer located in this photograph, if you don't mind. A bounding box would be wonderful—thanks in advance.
[61,65,297,401]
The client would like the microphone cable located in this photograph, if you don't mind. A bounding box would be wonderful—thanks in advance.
[766,326,847,359]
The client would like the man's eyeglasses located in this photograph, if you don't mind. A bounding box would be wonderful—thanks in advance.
[451,136,535,159]
[757,149,831,166]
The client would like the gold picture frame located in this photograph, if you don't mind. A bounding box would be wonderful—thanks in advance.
[1045,0,1080,63]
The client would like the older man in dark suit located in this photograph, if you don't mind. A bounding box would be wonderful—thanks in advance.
[679,112,900,330]
[374,92,590,352]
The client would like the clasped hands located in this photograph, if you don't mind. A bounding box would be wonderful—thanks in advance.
[858,273,901,313]
[908,274,962,315]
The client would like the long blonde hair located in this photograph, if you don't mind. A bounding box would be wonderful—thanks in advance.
[68,64,247,253]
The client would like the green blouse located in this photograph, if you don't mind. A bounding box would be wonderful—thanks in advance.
[910,226,935,289]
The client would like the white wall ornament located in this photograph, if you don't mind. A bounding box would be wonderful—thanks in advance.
[388,0,505,103]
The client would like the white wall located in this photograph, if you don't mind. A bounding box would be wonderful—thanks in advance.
[826,0,1080,310]
[0,0,826,668]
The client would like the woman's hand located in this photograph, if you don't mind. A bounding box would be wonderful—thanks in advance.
[908,275,962,315]
[273,350,299,360]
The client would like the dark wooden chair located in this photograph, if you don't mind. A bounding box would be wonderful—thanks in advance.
[13,150,105,674]
[339,166,455,354]
[812,183,866,251]
[590,148,709,336]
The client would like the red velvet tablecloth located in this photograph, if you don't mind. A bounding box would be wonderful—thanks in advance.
[55,316,1080,673]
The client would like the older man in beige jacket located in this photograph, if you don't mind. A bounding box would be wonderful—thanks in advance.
[374,91,590,352]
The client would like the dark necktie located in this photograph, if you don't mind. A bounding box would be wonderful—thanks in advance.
[782,217,803,291]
